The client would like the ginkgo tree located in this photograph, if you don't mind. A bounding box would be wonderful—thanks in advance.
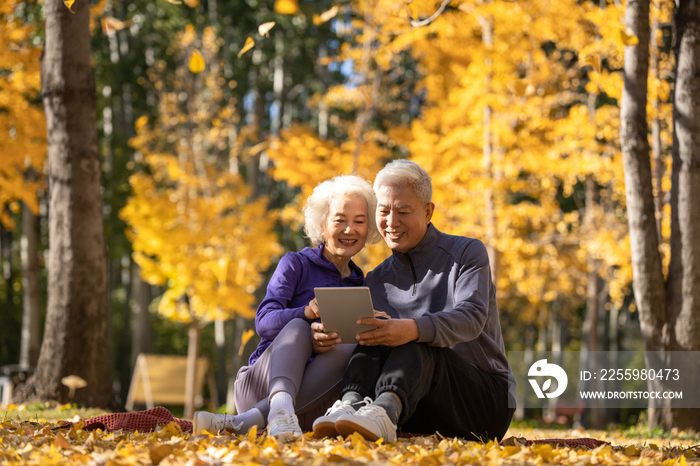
[121,25,281,417]
[264,0,642,357]
[0,0,44,228]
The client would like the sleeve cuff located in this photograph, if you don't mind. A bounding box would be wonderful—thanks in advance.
[295,305,310,322]
[414,315,435,343]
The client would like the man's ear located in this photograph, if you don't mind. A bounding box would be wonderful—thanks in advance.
[425,202,435,224]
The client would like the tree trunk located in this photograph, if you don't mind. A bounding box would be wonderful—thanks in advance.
[184,313,201,419]
[584,176,604,428]
[673,0,700,356]
[214,318,227,407]
[1,222,13,307]
[20,202,41,369]
[131,262,151,363]
[17,0,113,408]
[621,0,700,430]
[659,0,700,429]
[620,0,666,351]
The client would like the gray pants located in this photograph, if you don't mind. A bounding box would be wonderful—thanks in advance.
[234,318,355,431]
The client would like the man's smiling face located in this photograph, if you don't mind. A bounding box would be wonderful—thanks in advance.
[375,184,434,254]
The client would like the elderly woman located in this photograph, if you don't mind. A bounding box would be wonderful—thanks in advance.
[194,175,380,439]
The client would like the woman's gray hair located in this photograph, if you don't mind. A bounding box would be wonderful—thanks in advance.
[303,175,381,247]
[373,159,432,205]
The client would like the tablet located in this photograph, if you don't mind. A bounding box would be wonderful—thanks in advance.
[314,287,376,343]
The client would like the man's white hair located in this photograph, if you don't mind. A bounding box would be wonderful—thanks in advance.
[303,175,381,247]
[373,159,432,205]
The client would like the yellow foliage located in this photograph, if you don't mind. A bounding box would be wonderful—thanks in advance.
[122,27,281,324]
[330,0,644,325]
[0,0,45,228]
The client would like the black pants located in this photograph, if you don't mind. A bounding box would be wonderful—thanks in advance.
[341,342,514,441]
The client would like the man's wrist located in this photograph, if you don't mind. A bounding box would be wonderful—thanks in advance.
[413,315,435,343]
[407,318,420,342]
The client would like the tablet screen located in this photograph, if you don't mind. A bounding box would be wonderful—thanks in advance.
[314,287,376,343]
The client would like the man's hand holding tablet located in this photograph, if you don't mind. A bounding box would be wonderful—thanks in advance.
[311,287,387,353]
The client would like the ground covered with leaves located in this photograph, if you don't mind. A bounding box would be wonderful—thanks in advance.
[1,414,699,466]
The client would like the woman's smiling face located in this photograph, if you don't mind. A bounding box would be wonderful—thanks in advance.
[322,193,370,259]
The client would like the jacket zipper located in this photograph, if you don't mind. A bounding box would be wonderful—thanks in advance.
[406,253,417,297]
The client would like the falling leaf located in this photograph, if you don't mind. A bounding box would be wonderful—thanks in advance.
[64,0,75,13]
[274,0,299,14]
[237,37,255,58]
[615,28,639,46]
[165,0,183,4]
[313,5,339,25]
[184,0,199,7]
[189,50,205,73]
[258,21,276,37]
[101,17,132,35]
[585,54,602,73]
[238,329,255,356]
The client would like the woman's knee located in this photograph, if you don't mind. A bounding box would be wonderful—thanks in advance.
[283,318,312,333]
[276,318,312,341]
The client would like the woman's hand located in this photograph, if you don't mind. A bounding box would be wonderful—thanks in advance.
[304,298,320,320]
[310,322,341,353]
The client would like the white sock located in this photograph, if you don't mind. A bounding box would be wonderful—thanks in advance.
[232,407,265,433]
[268,391,295,423]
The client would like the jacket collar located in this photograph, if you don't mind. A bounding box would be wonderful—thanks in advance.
[390,223,440,269]
[300,244,364,282]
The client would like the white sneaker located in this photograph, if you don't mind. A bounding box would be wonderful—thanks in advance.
[193,411,243,434]
[312,397,372,439]
[335,404,397,443]
[267,409,302,441]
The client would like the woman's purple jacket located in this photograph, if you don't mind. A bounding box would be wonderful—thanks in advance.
[248,245,364,366]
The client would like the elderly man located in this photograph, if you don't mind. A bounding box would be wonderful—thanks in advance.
[311,160,516,442]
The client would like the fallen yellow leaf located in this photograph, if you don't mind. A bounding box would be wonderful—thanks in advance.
[238,37,255,59]
[157,421,183,439]
[54,432,71,449]
[64,0,75,13]
[150,444,175,465]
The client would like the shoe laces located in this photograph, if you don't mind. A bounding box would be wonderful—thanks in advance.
[355,403,389,420]
[272,410,300,431]
[326,396,372,416]
[213,414,243,432]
